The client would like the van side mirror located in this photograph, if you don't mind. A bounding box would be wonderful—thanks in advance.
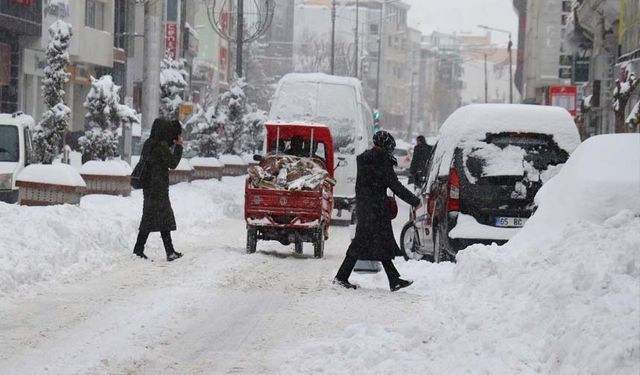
[253,154,263,162]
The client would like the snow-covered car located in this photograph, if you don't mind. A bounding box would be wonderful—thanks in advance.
[0,112,35,203]
[422,104,581,262]
[393,147,412,175]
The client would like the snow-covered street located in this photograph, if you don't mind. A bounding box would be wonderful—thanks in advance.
[2,170,639,374]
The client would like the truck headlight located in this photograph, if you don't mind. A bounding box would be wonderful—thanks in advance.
[0,173,13,190]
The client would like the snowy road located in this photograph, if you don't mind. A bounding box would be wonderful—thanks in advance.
[1,175,638,375]
[0,177,430,374]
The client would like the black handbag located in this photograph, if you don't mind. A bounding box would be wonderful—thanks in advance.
[130,158,148,189]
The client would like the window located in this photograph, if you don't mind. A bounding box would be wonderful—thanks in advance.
[369,24,379,35]
[85,0,105,30]
[0,125,19,162]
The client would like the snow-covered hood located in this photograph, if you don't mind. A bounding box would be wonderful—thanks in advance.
[0,162,18,175]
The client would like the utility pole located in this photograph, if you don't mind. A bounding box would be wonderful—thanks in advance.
[330,0,336,75]
[375,0,384,109]
[354,0,359,78]
[141,0,163,142]
[484,53,488,103]
[408,72,416,138]
[508,34,513,104]
[236,0,245,77]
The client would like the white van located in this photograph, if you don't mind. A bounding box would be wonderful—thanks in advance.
[268,73,374,215]
[0,112,35,203]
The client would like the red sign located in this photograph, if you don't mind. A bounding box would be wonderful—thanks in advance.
[165,22,178,59]
[548,85,577,117]
[13,0,34,4]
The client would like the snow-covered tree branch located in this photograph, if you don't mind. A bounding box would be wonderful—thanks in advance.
[160,51,188,120]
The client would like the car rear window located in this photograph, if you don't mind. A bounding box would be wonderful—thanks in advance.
[393,149,409,157]
[461,132,569,183]
[0,125,19,162]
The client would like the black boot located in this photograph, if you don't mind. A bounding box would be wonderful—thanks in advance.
[167,251,183,262]
[333,277,358,290]
[133,231,149,260]
[390,278,413,292]
[161,232,182,262]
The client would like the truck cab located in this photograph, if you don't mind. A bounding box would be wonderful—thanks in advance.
[0,112,35,203]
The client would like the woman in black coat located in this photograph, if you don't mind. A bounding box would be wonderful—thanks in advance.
[334,131,421,291]
[133,118,184,261]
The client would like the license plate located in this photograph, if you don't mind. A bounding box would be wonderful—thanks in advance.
[495,217,527,228]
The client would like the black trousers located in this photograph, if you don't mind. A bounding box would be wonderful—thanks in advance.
[133,230,174,255]
[335,254,400,284]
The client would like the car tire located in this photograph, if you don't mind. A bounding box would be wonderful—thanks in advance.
[400,221,424,261]
[246,227,257,254]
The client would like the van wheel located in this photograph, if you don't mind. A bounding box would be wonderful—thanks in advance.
[400,222,422,261]
[433,228,451,263]
[246,227,257,254]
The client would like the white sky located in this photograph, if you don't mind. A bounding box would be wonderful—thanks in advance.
[403,0,519,47]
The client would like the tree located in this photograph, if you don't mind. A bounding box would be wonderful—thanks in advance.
[160,51,188,120]
[294,30,355,76]
[244,40,276,111]
[216,78,249,155]
[32,20,72,164]
[188,104,221,157]
[612,66,639,133]
[79,75,140,161]
[242,103,267,154]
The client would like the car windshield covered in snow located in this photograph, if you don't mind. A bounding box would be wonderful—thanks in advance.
[462,132,569,182]
[0,125,19,162]
[269,81,357,154]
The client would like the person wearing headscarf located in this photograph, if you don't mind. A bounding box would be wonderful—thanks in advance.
[133,118,184,261]
[334,131,421,291]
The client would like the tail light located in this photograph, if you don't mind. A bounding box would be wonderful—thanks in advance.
[448,168,460,211]
[404,156,411,162]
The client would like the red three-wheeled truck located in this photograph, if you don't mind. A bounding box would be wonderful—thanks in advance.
[244,123,336,258]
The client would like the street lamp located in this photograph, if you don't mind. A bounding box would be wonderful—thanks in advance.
[478,24,513,104]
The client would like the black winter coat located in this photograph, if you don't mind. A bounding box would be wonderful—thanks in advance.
[409,142,433,179]
[347,147,420,261]
[139,119,183,233]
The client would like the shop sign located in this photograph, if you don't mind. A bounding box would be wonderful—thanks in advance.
[165,22,178,59]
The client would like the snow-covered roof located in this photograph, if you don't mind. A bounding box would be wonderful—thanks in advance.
[278,73,363,89]
[17,164,86,187]
[431,104,581,177]
[190,157,223,168]
[0,113,35,128]
[265,121,331,129]
[80,160,133,176]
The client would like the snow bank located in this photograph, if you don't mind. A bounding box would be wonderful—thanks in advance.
[281,134,640,375]
[449,213,521,240]
[510,133,640,247]
[0,177,246,297]
[16,164,86,187]
[431,104,581,178]
[190,157,223,168]
[175,158,193,171]
[80,160,132,176]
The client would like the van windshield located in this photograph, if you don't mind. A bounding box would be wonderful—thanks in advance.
[269,81,358,154]
[0,125,19,162]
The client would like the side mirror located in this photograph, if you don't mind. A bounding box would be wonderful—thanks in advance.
[253,154,263,162]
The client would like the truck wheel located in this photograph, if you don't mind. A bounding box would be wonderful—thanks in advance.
[246,227,257,254]
[314,225,325,259]
[294,241,303,255]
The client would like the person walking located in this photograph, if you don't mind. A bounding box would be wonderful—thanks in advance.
[133,118,184,261]
[334,131,421,292]
[409,135,433,187]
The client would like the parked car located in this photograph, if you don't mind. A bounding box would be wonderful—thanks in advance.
[393,146,412,176]
[401,104,582,262]
[0,112,35,203]
[268,73,374,216]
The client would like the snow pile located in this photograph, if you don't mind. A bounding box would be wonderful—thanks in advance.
[0,177,245,297]
[219,154,246,166]
[175,158,193,172]
[190,157,223,168]
[281,134,640,374]
[16,163,85,187]
[429,104,581,180]
[80,160,132,176]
